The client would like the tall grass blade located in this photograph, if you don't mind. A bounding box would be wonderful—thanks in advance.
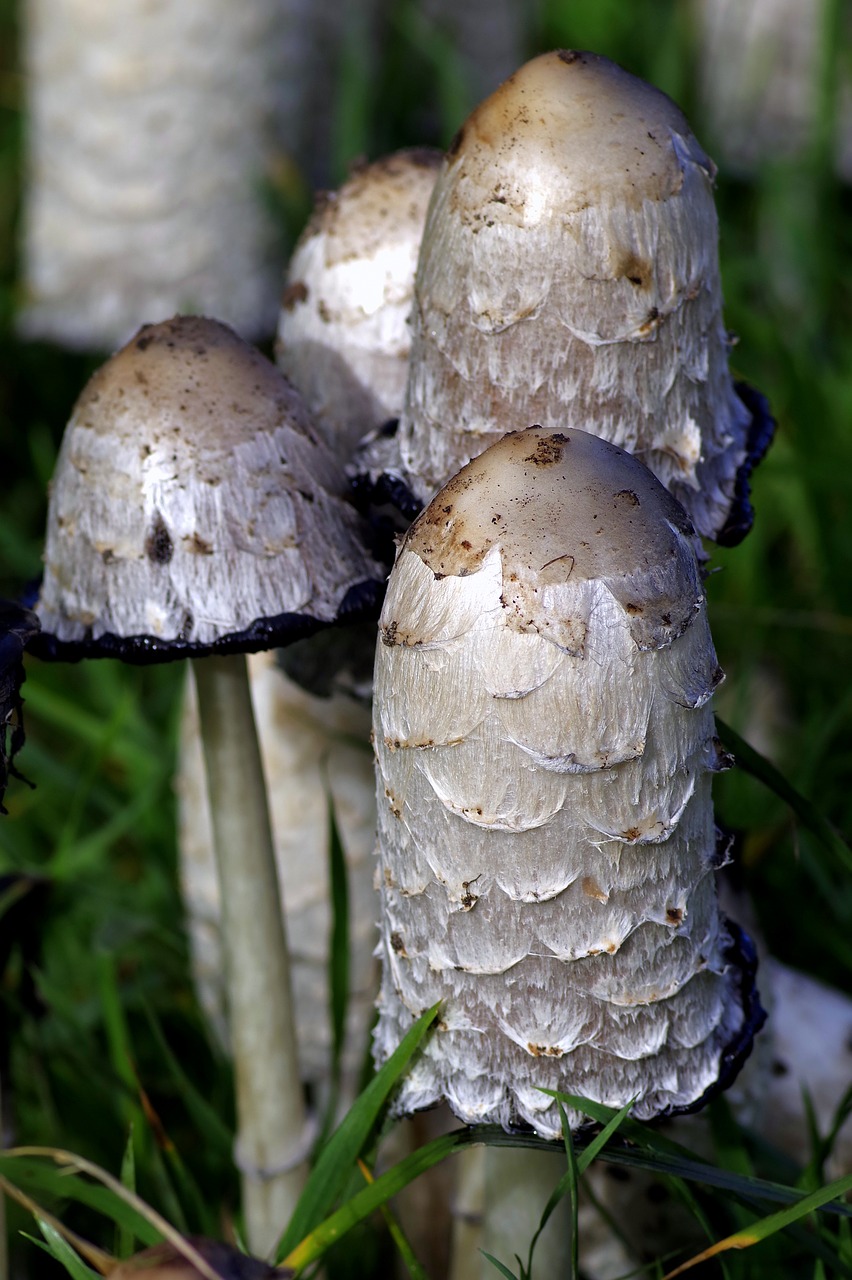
[356,1158,428,1280]
[481,1252,521,1280]
[282,1128,479,1271]
[662,1172,852,1278]
[27,1221,102,1280]
[716,719,852,873]
[274,1002,440,1262]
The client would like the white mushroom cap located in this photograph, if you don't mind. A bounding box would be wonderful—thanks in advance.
[373,426,762,1136]
[276,149,442,455]
[397,50,762,543]
[35,316,382,658]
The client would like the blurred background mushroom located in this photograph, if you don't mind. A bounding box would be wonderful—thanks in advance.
[17,0,335,349]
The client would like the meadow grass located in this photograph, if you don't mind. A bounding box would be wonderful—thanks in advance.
[1,1,851,1276]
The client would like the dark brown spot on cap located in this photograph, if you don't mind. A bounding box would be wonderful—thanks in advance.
[281,280,308,311]
[390,931,407,956]
[145,513,173,565]
[523,433,568,467]
[557,49,581,65]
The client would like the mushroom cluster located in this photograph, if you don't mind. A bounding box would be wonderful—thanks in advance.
[7,41,779,1271]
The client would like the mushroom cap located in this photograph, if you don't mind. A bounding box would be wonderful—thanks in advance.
[34,316,382,661]
[276,149,441,454]
[448,48,713,216]
[397,50,767,543]
[403,425,703,653]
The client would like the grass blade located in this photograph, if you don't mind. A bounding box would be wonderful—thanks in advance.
[283,1128,479,1271]
[481,1252,521,1280]
[662,1171,852,1277]
[576,1099,635,1177]
[274,1002,440,1262]
[117,1131,136,1259]
[356,1158,428,1280]
[555,1103,580,1280]
[0,1156,162,1247]
[716,718,852,873]
[31,1219,102,1280]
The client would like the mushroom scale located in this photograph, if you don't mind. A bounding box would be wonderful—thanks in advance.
[372,426,764,1137]
[394,50,772,545]
[33,316,383,660]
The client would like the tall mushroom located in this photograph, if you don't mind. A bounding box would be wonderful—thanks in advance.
[18,0,334,350]
[31,315,383,1254]
[373,426,763,1136]
[388,50,772,545]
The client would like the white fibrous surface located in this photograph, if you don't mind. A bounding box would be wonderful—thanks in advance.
[19,0,327,349]
[372,427,751,1138]
[36,316,380,647]
[178,651,377,1094]
[396,51,752,543]
[694,0,852,181]
[276,150,441,457]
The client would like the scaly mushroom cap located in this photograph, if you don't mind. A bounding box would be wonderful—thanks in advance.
[397,50,769,543]
[276,149,441,455]
[34,316,382,661]
[373,426,763,1136]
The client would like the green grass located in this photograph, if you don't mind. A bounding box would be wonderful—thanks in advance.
[1,1,851,1277]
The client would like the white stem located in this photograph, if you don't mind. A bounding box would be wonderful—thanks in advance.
[448,1145,484,1280]
[483,1147,572,1279]
[192,654,309,1256]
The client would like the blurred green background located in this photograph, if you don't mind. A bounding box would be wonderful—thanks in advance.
[1,0,851,1275]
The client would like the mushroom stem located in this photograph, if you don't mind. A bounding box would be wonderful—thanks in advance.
[192,653,309,1255]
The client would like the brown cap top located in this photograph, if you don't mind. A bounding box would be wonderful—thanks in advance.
[297,148,443,266]
[35,316,382,660]
[404,426,702,651]
[448,49,713,222]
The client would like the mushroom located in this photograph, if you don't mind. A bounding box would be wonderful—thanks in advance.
[391,50,772,544]
[276,149,442,458]
[31,315,383,1252]
[693,0,852,181]
[18,0,337,350]
[0,602,40,814]
[373,426,763,1136]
